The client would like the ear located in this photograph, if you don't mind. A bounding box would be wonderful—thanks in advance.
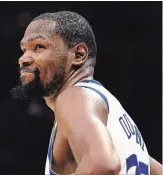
[71,43,88,66]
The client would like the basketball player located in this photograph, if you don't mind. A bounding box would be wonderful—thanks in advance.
[12,11,162,175]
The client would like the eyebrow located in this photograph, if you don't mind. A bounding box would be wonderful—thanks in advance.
[20,35,48,46]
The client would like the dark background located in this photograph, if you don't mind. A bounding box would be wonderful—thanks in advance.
[0,1,161,175]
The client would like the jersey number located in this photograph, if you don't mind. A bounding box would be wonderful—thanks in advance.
[126,154,149,175]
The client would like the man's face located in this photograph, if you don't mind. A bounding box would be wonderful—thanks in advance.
[12,19,69,99]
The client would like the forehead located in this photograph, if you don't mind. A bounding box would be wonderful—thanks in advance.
[24,19,56,38]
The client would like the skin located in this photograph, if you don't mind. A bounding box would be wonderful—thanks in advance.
[19,20,69,90]
[150,157,162,175]
[18,19,162,175]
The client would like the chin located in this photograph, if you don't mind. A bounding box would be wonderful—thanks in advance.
[20,73,35,84]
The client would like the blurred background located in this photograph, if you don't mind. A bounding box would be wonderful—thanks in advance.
[0,1,161,175]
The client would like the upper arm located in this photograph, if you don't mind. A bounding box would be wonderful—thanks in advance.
[150,156,162,175]
[54,87,121,174]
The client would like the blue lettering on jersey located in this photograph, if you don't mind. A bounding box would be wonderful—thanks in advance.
[119,114,144,151]
[126,154,148,175]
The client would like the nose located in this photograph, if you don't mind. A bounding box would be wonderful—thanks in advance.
[18,55,34,68]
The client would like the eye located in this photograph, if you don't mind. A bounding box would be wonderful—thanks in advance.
[35,44,45,51]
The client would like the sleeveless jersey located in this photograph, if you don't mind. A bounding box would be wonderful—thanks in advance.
[45,79,150,175]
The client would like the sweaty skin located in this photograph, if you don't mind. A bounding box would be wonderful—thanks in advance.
[18,19,162,175]
[19,19,121,175]
[51,87,121,175]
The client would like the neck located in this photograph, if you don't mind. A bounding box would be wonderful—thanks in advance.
[44,60,94,111]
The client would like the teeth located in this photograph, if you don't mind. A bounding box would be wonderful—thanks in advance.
[21,71,33,74]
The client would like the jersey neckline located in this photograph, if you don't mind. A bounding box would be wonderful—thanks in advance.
[79,79,103,86]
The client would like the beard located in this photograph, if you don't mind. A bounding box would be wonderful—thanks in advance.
[11,65,65,100]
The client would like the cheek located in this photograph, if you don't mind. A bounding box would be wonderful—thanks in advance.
[34,51,56,84]
[39,61,58,85]
[36,50,67,85]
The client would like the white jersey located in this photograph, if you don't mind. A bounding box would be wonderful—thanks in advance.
[45,79,150,175]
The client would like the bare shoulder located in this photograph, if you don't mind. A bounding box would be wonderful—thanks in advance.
[56,85,105,105]
[54,86,108,124]
[54,86,121,172]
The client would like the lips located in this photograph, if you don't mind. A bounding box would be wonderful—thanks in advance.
[20,68,35,74]
[20,70,33,74]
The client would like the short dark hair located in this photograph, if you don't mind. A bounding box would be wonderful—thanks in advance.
[33,11,97,59]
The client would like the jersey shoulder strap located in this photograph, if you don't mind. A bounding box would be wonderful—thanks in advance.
[74,79,109,111]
